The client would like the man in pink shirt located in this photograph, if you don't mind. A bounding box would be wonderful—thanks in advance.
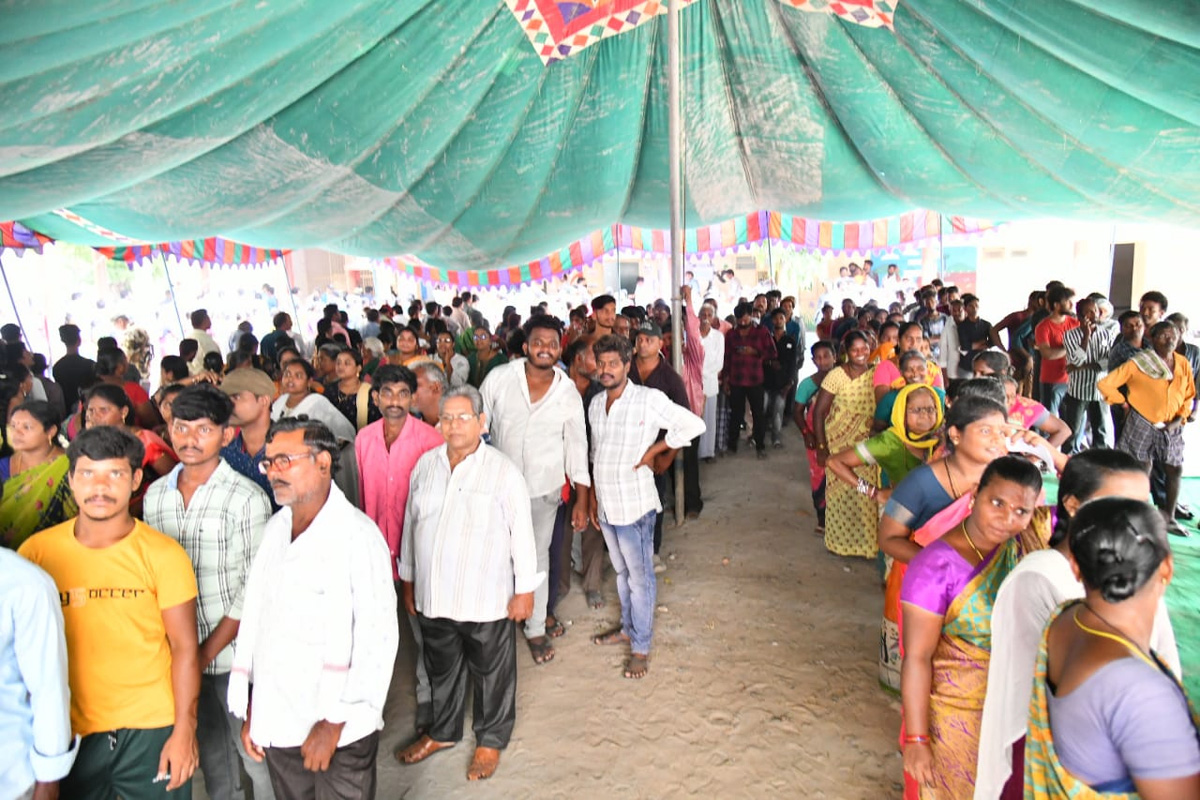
[355,364,444,736]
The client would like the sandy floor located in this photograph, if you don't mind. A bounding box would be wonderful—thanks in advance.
[203,424,904,798]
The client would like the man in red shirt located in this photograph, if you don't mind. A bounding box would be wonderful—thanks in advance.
[1034,285,1079,417]
[722,302,777,459]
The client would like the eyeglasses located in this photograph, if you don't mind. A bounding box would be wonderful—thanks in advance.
[439,413,478,425]
[258,451,317,474]
[907,406,938,417]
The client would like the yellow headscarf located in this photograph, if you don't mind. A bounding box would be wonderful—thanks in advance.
[889,383,943,451]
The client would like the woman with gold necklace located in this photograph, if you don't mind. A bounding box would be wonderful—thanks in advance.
[900,456,1046,800]
[0,400,76,549]
[1025,497,1199,798]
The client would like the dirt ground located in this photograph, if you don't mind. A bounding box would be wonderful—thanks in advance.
[202,424,904,798]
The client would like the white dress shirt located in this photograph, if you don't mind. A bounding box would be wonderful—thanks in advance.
[228,486,398,749]
[481,359,590,498]
[188,328,223,374]
[700,327,725,397]
[588,382,706,526]
[400,443,543,622]
[0,550,77,797]
[974,548,1181,800]
[447,353,470,389]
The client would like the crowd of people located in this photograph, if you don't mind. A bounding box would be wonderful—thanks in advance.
[0,272,1197,799]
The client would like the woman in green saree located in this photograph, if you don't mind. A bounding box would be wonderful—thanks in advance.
[0,400,76,549]
[900,455,1046,799]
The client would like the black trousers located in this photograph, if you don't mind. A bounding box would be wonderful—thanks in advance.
[419,614,517,750]
[264,731,378,800]
[727,384,766,451]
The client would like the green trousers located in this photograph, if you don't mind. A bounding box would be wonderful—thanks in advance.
[61,727,192,800]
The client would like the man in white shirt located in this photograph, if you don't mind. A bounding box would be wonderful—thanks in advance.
[188,309,223,375]
[587,334,705,679]
[228,418,398,799]
[698,300,725,460]
[397,386,540,782]
[481,315,590,666]
[0,549,77,800]
[144,385,274,800]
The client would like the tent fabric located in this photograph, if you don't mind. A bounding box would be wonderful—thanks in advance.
[1,0,1197,272]
[95,239,287,268]
[0,222,51,255]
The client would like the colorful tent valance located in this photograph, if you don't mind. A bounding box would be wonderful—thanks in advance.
[0,221,52,256]
[95,238,287,268]
[381,209,998,287]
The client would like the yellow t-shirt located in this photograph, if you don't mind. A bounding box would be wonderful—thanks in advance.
[18,519,198,736]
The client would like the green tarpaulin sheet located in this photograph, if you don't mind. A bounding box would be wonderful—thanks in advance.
[2,0,1198,270]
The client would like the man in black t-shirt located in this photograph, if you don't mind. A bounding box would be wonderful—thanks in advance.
[956,294,994,375]
[764,309,798,449]
[51,324,95,413]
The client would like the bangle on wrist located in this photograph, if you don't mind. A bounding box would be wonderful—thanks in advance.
[904,735,930,744]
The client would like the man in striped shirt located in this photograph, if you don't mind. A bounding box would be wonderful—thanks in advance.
[143,385,275,800]
[1061,296,1117,453]
[398,386,540,781]
[587,335,705,680]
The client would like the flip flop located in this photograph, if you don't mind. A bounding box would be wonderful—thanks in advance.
[527,636,555,664]
[545,618,566,639]
[623,653,650,679]
[586,590,605,609]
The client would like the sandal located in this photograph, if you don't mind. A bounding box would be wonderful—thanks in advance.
[592,626,629,646]
[624,653,650,679]
[527,636,555,664]
[545,618,566,639]
[586,590,605,609]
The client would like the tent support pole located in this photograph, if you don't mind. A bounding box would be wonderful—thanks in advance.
[668,0,687,527]
[937,212,945,281]
[0,254,29,347]
[159,252,186,338]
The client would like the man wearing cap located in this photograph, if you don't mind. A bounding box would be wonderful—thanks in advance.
[219,369,278,503]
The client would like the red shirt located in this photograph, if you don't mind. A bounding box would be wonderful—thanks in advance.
[722,326,777,387]
[1034,316,1080,384]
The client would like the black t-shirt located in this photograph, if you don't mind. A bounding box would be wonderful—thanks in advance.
[52,353,96,411]
[765,333,798,390]
[956,318,992,373]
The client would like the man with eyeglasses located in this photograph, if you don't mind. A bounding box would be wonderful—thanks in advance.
[397,386,540,781]
[353,365,444,738]
[228,418,397,799]
[143,385,275,800]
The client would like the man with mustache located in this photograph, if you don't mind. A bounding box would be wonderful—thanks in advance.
[228,418,397,799]
[19,426,201,798]
[354,364,443,738]
[480,315,590,666]
[723,302,776,459]
[588,334,705,679]
[143,385,275,800]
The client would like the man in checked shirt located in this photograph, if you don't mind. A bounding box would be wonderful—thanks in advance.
[587,334,705,679]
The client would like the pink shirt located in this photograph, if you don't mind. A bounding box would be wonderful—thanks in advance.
[355,416,444,579]
[682,299,706,416]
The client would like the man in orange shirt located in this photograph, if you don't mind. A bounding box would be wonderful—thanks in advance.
[1099,321,1196,536]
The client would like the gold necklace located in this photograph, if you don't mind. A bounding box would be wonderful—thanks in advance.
[960,521,984,562]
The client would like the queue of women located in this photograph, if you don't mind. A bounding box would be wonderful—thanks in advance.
[795,313,1199,797]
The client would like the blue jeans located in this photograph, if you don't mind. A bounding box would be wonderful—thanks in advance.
[600,511,657,654]
[1040,382,1067,417]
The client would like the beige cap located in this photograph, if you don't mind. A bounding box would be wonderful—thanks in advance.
[219,369,277,399]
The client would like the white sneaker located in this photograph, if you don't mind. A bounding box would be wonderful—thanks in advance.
[653,554,666,574]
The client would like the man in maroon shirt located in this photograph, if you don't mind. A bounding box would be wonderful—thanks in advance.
[722,302,777,459]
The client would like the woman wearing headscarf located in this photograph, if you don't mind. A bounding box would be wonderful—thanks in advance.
[1025,497,1199,797]
[901,456,1046,799]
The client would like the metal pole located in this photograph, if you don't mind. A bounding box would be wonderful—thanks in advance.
[668,0,686,527]
[937,212,945,281]
[0,254,30,347]
[158,251,186,338]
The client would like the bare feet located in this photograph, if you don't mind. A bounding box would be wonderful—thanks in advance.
[592,626,630,646]
[467,746,501,781]
[624,653,650,679]
[586,590,605,609]
[527,635,555,664]
[396,734,455,765]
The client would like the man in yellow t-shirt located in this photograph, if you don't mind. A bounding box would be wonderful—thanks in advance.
[19,426,200,800]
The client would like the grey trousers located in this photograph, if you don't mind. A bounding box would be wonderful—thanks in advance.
[264,732,378,800]
[524,491,560,639]
[198,671,275,800]
[395,580,431,706]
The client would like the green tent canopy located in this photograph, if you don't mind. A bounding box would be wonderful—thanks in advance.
[2,0,1197,271]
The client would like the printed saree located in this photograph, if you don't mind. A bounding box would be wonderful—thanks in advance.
[0,455,77,550]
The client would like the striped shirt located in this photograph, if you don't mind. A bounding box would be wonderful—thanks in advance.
[588,382,706,526]
[400,443,543,622]
[1063,322,1117,401]
[144,460,273,675]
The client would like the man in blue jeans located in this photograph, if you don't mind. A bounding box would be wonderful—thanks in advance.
[586,335,705,679]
